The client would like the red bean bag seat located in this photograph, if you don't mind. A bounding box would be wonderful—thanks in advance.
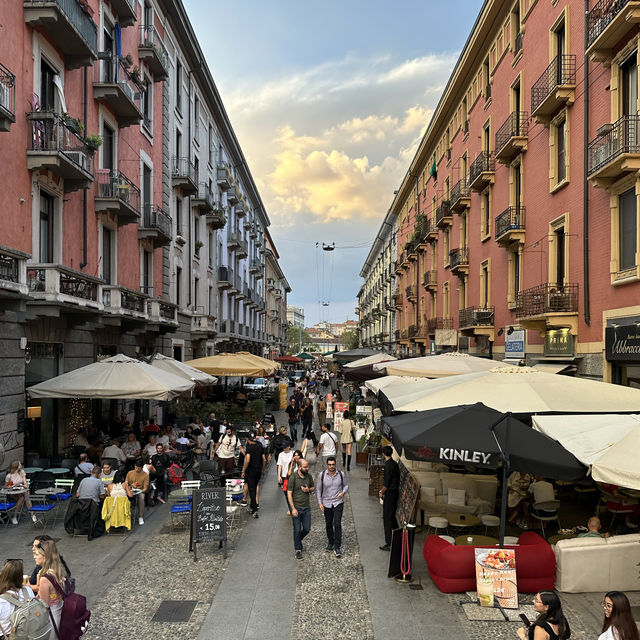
[423,531,556,593]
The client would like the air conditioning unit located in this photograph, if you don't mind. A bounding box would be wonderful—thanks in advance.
[66,150,90,171]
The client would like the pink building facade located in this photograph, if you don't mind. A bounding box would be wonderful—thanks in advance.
[361,0,640,386]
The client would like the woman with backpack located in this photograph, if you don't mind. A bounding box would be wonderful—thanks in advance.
[0,559,36,637]
[35,539,66,638]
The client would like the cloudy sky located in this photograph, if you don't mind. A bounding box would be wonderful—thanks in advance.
[184,0,484,326]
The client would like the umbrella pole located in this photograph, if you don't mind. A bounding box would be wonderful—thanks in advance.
[497,415,511,549]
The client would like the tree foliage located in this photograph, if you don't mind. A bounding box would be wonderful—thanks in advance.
[340,329,359,350]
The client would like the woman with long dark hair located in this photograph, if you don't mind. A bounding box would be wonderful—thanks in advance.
[599,591,640,640]
[517,591,570,640]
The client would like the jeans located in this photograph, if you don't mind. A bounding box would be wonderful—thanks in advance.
[289,422,298,442]
[291,507,311,551]
[323,502,343,548]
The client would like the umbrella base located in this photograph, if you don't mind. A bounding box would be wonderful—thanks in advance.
[395,574,413,583]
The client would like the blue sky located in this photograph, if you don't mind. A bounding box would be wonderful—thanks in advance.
[184,0,485,326]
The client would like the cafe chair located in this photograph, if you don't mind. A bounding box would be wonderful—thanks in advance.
[428,516,449,536]
[195,460,218,486]
[530,500,561,538]
[28,495,56,529]
[481,514,500,536]
[33,471,55,491]
[607,503,636,530]
[0,502,17,528]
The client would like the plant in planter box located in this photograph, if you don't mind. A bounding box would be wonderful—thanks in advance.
[194,240,204,256]
[85,133,103,151]
[63,114,83,135]
[121,53,134,70]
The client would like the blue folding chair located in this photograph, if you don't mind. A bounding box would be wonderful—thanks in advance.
[0,502,17,528]
[28,496,56,530]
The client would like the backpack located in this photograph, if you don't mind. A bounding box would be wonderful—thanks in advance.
[44,575,90,640]
[167,463,184,486]
[0,588,52,640]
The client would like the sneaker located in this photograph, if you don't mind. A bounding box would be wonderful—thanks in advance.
[335,548,344,558]
[325,544,334,552]
[239,500,248,507]
[138,517,144,525]
[11,517,17,525]
[295,550,302,560]
[252,511,259,519]
[31,514,37,523]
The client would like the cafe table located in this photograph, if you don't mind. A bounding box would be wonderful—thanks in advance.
[455,534,498,546]
[22,467,43,475]
[44,468,71,476]
[34,487,65,496]
[447,513,481,529]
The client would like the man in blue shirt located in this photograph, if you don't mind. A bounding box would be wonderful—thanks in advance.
[316,456,348,558]
[76,465,106,504]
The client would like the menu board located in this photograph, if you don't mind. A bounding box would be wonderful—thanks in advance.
[333,402,349,429]
[191,488,226,544]
[396,460,420,526]
[474,548,518,609]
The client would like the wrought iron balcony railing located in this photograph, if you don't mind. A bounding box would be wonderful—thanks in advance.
[449,247,469,270]
[531,55,577,116]
[516,282,579,318]
[459,306,495,328]
[495,111,529,159]
[427,317,454,332]
[587,0,638,49]
[495,205,526,241]
[0,61,16,130]
[588,115,640,175]
[469,151,495,189]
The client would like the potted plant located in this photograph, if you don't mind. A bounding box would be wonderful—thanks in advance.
[63,114,83,135]
[194,240,204,256]
[130,66,141,85]
[85,133,103,152]
[121,53,134,70]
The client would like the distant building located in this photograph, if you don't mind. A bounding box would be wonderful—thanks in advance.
[309,320,358,337]
[287,305,305,328]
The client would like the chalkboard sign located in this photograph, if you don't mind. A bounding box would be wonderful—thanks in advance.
[396,460,420,526]
[191,488,226,544]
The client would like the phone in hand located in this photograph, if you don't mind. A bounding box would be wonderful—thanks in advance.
[519,614,531,628]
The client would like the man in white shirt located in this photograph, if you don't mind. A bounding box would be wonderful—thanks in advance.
[528,476,557,523]
[276,440,294,513]
[102,438,126,466]
[213,426,243,478]
[316,423,339,469]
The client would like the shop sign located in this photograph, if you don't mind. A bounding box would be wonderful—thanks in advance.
[605,324,640,362]
[504,330,525,359]
[544,329,573,357]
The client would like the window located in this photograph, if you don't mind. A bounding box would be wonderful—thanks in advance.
[194,95,200,142]
[102,226,114,284]
[483,57,491,98]
[481,188,491,239]
[175,130,181,160]
[102,123,115,170]
[176,266,182,306]
[443,228,450,265]
[209,285,213,315]
[480,261,489,307]
[39,191,55,262]
[208,231,214,267]
[511,2,522,52]
[483,122,491,152]
[142,249,152,294]
[194,277,199,309]
[142,75,152,133]
[621,53,638,118]
[176,61,182,114]
[40,58,56,111]
[555,226,565,286]
[556,117,566,183]
[619,188,637,271]
[208,124,213,165]
[142,164,152,218]
[459,277,466,311]
[508,248,521,305]
[443,282,450,319]
[176,196,182,236]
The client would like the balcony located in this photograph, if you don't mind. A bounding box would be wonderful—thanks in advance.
[0,62,16,132]
[24,0,98,69]
[94,169,141,225]
[217,265,233,289]
[435,200,452,228]
[450,179,470,213]
[216,162,231,190]
[400,251,410,270]
[206,205,227,230]
[92,54,143,127]
[26,264,102,315]
[27,112,94,192]
[192,183,215,213]
[102,285,148,321]
[394,259,403,275]
[249,258,262,275]
[172,157,197,194]
[449,248,469,275]
[393,293,403,309]
[427,317,454,333]
[406,285,417,303]
[422,270,437,292]
[515,282,579,333]
[235,199,246,218]
[587,116,640,188]
[587,0,640,63]
[495,205,526,246]
[227,187,239,206]
[405,239,418,261]
[531,55,577,125]
[138,24,169,80]
[408,324,419,339]
[191,312,217,338]
[424,218,438,243]
[246,222,258,239]
[0,246,30,308]
[469,151,495,192]
[108,0,137,26]
[138,204,171,246]
[495,111,529,164]
[147,298,178,331]
[459,306,495,339]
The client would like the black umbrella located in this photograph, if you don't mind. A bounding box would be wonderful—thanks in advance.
[343,363,387,384]
[381,402,586,546]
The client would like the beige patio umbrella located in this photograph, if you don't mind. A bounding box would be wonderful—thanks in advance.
[392,366,640,414]
[149,353,217,385]
[235,351,280,373]
[364,375,430,395]
[344,353,397,369]
[373,352,498,378]
[27,353,195,401]
[533,414,640,489]
[185,352,276,377]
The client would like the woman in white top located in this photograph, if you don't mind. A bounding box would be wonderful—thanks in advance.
[0,559,35,636]
[3,460,36,525]
[599,591,639,640]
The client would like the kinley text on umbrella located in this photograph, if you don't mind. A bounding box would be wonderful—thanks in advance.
[438,449,493,465]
